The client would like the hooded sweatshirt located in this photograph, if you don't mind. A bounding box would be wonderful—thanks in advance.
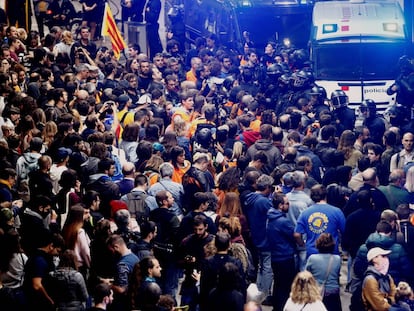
[244,192,272,250]
[266,207,296,261]
[246,139,282,174]
[16,152,41,183]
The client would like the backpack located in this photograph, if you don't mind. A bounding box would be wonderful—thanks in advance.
[192,123,216,153]
[124,191,150,225]
[350,270,390,311]
[229,243,256,284]
[143,170,160,186]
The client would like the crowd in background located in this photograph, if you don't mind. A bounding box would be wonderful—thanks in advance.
[0,10,414,311]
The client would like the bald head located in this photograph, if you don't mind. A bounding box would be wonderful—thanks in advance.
[362,168,377,186]
[122,162,136,176]
[389,168,405,185]
[77,89,89,100]
[244,301,262,311]
[402,132,414,152]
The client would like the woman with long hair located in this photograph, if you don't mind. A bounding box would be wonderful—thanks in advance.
[170,145,191,184]
[56,169,82,228]
[283,271,327,311]
[160,132,178,161]
[217,217,255,283]
[144,154,163,186]
[62,204,91,279]
[216,191,249,241]
[214,167,241,205]
[0,229,28,310]
[42,121,58,150]
[32,108,47,132]
[120,122,140,163]
[18,115,37,152]
[53,30,74,57]
[125,58,140,75]
[337,130,362,170]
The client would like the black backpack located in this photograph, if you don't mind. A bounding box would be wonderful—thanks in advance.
[125,192,150,225]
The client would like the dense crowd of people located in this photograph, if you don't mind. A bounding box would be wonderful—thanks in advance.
[1,12,414,311]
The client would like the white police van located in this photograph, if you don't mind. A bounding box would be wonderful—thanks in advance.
[310,0,409,113]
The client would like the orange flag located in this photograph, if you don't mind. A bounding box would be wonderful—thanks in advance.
[101,3,127,60]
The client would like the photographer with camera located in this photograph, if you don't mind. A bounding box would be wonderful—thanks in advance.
[178,215,215,311]
[150,190,180,297]
[387,55,414,128]
[70,26,97,65]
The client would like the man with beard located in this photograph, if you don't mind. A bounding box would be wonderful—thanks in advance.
[138,60,153,93]
[354,125,371,153]
[178,215,215,311]
[23,230,64,311]
[20,195,60,255]
[150,190,180,297]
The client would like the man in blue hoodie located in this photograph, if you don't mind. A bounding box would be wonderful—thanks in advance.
[266,192,297,311]
[244,174,274,303]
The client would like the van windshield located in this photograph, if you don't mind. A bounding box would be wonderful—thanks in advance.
[236,7,312,49]
[313,42,405,81]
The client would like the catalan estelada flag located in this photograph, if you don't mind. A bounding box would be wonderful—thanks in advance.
[101,3,127,60]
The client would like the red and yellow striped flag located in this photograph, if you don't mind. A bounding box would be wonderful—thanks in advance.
[101,3,127,60]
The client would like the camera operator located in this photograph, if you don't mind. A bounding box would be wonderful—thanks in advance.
[70,26,97,65]
[178,215,215,311]
[387,55,414,125]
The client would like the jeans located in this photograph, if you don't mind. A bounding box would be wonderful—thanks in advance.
[180,285,199,311]
[256,251,273,296]
[159,260,179,298]
[323,292,342,311]
[296,249,307,272]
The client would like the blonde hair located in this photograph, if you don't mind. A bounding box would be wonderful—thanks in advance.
[42,121,58,147]
[17,28,27,41]
[232,141,243,160]
[396,281,413,298]
[289,271,322,304]
[61,30,74,45]
[174,117,188,137]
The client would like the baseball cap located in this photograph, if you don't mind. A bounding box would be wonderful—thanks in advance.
[56,147,72,162]
[137,94,151,105]
[9,106,20,114]
[367,247,391,262]
[152,142,165,153]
